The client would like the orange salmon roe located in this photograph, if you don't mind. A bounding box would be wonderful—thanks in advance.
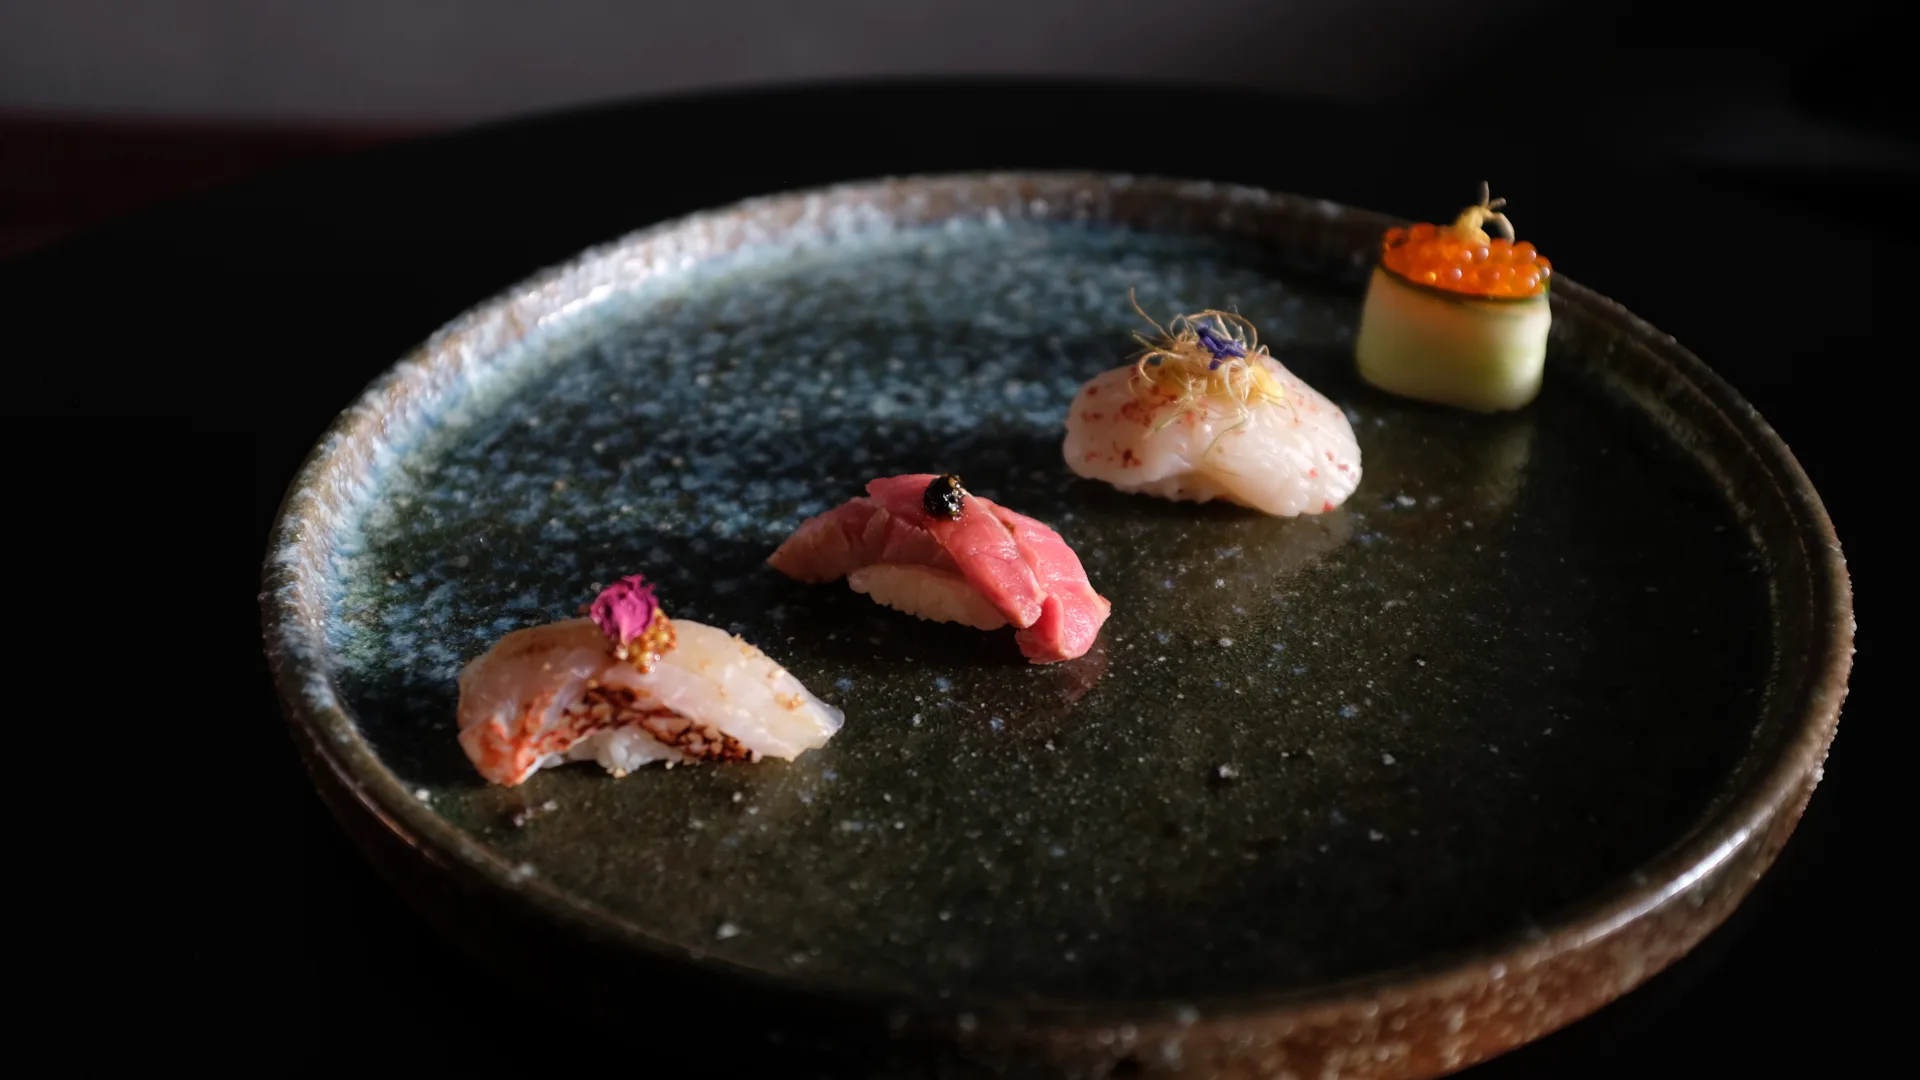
[1380,221,1552,299]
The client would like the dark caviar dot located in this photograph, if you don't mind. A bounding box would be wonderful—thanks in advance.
[923,474,966,521]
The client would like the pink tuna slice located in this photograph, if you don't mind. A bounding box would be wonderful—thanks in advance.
[982,502,1113,664]
[765,501,868,583]
[864,474,1047,630]
[766,497,954,582]
[767,475,1112,663]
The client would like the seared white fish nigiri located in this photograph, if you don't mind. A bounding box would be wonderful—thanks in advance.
[455,576,841,786]
[1064,298,1362,517]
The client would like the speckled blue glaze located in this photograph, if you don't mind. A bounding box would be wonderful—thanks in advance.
[297,209,1778,1008]
[328,223,1346,678]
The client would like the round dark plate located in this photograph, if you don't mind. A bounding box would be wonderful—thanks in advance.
[261,173,1850,1079]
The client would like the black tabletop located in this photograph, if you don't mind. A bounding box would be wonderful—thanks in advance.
[6,79,1897,1072]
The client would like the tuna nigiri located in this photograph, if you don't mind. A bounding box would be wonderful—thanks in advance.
[455,575,842,786]
[767,474,1111,664]
[1064,296,1363,516]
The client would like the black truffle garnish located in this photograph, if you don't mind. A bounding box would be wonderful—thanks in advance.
[923,474,967,521]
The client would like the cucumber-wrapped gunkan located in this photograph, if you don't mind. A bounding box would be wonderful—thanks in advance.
[1355,184,1552,413]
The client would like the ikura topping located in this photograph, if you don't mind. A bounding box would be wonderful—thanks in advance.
[588,574,677,672]
[1380,183,1552,299]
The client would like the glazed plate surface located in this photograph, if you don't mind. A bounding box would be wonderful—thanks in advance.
[264,174,1848,1078]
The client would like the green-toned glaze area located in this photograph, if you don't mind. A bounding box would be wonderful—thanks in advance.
[327,221,1769,1004]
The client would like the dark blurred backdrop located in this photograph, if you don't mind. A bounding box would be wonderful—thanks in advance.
[0,0,1906,142]
[2,0,1914,257]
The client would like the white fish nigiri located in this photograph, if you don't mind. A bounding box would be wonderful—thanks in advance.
[1064,299,1362,516]
[455,576,841,786]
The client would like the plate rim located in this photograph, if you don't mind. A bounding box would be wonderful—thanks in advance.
[259,169,1852,1073]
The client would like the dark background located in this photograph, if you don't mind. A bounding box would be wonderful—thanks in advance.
[1,0,1898,133]
[2,2,1904,1071]
[4,0,1915,260]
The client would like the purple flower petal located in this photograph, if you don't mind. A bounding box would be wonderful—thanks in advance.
[589,575,662,648]
[1194,322,1246,361]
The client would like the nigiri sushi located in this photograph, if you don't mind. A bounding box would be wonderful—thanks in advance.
[767,474,1111,664]
[455,575,843,786]
[1062,296,1363,516]
[1353,183,1553,412]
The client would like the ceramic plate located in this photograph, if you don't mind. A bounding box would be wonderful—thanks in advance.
[263,173,1849,1079]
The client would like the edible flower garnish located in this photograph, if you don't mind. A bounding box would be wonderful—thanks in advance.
[1194,320,1247,368]
[588,574,678,672]
[1126,290,1287,453]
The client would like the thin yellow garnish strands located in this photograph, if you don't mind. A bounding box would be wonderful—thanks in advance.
[1123,290,1287,455]
[1448,181,1517,247]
